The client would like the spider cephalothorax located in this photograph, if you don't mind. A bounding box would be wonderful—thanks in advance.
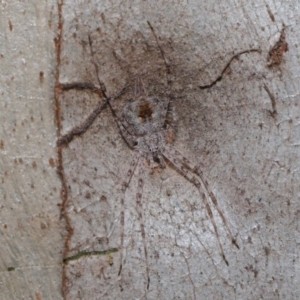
[121,80,172,166]
[124,97,166,135]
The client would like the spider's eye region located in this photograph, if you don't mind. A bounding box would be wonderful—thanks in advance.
[138,102,153,123]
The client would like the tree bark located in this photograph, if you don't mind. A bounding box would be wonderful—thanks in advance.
[1,1,299,299]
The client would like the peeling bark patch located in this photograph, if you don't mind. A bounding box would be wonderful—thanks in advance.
[268,26,288,68]
[0,140,4,149]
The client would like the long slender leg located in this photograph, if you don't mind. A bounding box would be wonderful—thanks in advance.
[58,35,128,146]
[147,152,166,170]
[165,144,239,249]
[135,157,150,289]
[88,36,137,147]
[107,100,138,149]
[118,154,140,278]
[162,149,229,265]
[88,35,109,99]
[147,21,173,122]
[134,76,148,98]
[157,152,166,169]
[57,36,111,147]
[57,86,127,146]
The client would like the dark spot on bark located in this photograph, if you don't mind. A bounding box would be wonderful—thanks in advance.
[39,71,44,83]
[8,20,13,31]
[49,158,55,167]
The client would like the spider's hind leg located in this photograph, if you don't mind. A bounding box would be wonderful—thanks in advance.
[162,145,237,265]
[118,155,140,278]
[118,155,150,290]
[165,145,239,249]
[135,157,150,289]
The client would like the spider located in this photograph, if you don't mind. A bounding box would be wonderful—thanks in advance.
[58,22,239,290]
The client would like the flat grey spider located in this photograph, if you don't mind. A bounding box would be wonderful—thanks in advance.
[58,22,239,290]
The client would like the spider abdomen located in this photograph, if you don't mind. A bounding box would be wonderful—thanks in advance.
[136,131,167,154]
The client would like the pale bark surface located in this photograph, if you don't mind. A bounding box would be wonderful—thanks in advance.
[1,1,300,299]
[0,1,64,300]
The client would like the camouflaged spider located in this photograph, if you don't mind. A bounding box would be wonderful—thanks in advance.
[58,22,238,290]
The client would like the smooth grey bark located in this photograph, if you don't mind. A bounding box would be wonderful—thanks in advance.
[1,0,299,299]
[0,1,63,300]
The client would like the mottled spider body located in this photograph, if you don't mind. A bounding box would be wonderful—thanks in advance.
[124,96,167,135]
[121,84,172,170]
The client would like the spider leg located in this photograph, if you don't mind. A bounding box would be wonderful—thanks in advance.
[106,77,149,140]
[87,36,137,148]
[118,154,140,278]
[147,21,173,123]
[162,148,229,266]
[57,36,111,147]
[57,86,127,146]
[101,100,136,148]
[88,35,109,99]
[58,35,129,146]
[165,145,239,249]
[107,102,138,149]
[157,152,166,169]
[148,151,167,170]
[135,157,150,289]
[147,153,155,170]
[134,76,148,98]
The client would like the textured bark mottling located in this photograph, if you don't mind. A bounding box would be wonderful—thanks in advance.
[1,1,299,299]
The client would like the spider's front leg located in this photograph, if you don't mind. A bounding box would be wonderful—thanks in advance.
[107,101,138,149]
[147,21,173,125]
[57,82,127,146]
[57,33,130,147]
